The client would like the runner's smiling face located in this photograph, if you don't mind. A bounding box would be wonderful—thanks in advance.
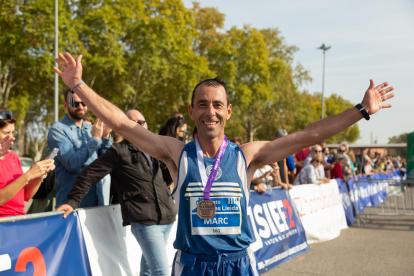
[189,84,231,141]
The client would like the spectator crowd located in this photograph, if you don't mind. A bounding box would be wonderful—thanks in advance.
[1,102,407,217]
[0,97,405,275]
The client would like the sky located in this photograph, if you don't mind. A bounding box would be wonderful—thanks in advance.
[182,0,414,144]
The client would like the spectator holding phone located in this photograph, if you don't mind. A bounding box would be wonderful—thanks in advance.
[0,107,55,217]
[48,90,112,207]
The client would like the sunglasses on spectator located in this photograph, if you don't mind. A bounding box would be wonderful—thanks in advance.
[0,110,13,120]
[137,120,146,126]
[314,150,322,153]
[67,101,86,108]
[338,150,345,153]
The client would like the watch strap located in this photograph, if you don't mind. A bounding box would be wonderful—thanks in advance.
[69,81,85,108]
[355,103,370,121]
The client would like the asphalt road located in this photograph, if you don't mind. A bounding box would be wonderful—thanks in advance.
[264,215,414,276]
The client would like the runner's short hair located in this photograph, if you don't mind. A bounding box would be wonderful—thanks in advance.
[191,78,229,107]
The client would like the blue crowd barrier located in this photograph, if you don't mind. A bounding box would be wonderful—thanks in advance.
[347,173,394,215]
[336,178,355,226]
[0,213,91,275]
[0,188,309,275]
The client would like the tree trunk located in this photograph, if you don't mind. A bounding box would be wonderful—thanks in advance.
[244,119,254,142]
[17,120,26,157]
[243,115,262,142]
[89,75,97,88]
[0,65,20,107]
[130,67,143,110]
[33,138,47,161]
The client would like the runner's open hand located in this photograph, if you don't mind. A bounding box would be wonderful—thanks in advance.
[361,79,394,115]
[53,52,83,89]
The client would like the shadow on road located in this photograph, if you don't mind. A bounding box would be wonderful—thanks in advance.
[355,215,414,231]
[265,215,414,276]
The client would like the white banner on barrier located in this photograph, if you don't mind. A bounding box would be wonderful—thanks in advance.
[289,180,348,244]
[77,205,177,276]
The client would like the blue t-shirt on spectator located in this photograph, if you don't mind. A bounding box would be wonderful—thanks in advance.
[286,155,295,172]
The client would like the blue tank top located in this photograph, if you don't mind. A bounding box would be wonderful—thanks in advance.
[172,140,253,255]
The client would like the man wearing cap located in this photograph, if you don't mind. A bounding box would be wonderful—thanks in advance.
[53,52,394,276]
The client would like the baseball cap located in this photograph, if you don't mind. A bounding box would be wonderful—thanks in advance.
[275,129,288,138]
[335,154,344,159]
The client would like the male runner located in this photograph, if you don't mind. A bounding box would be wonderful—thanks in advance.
[54,52,394,275]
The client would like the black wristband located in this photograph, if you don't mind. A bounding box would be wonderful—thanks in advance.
[69,81,85,108]
[355,103,370,121]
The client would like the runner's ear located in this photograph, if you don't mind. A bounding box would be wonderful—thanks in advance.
[188,104,195,121]
[226,104,232,120]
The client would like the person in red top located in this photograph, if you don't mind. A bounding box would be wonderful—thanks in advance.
[294,146,311,174]
[0,107,55,218]
[330,154,344,179]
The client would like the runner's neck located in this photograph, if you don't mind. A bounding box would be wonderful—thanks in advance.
[197,134,226,158]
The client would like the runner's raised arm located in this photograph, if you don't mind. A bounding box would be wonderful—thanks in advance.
[242,79,394,177]
[53,52,184,170]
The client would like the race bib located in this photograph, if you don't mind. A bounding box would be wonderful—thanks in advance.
[190,197,242,235]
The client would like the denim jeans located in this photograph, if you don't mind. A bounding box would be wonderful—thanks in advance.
[131,222,174,276]
[98,174,111,205]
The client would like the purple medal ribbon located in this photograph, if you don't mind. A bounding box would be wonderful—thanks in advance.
[195,135,228,200]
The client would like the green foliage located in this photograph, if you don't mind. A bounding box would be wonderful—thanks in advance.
[0,0,360,157]
[388,133,408,144]
[323,94,360,143]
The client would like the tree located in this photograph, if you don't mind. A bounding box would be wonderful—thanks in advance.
[388,133,408,144]
[70,0,212,132]
[191,4,313,141]
[0,0,67,156]
[1,0,361,157]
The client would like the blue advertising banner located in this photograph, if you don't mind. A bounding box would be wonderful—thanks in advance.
[349,176,370,213]
[348,174,392,214]
[336,178,355,226]
[0,213,91,276]
[370,175,386,205]
[247,188,310,274]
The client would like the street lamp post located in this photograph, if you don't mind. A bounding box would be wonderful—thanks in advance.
[318,43,331,120]
[54,0,59,123]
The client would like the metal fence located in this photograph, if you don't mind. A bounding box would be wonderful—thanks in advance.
[0,210,65,224]
[353,178,414,226]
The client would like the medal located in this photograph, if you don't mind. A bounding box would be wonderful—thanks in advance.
[195,135,228,220]
[197,200,216,219]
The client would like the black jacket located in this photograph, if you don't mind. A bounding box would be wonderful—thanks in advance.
[67,140,177,226]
